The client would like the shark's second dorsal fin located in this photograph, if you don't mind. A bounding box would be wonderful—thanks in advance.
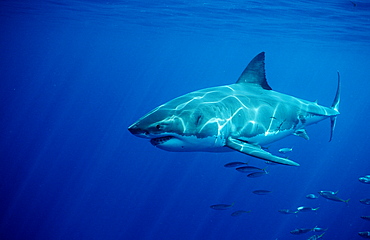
[236,52,272,90]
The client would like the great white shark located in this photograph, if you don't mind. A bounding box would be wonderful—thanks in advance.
[128,52,340,166]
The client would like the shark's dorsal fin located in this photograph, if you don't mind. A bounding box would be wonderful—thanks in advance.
[236,52,272,90]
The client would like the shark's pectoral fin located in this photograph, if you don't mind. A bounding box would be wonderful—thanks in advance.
[225,137,300,166]
[293,129,310,140]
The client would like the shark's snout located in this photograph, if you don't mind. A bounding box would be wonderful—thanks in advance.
[128,124,148,136]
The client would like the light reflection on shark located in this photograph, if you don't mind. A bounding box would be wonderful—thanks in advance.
[128,52,340,166]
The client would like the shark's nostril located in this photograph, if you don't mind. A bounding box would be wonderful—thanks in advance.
[128,124,151,136]
[128,125,140,135]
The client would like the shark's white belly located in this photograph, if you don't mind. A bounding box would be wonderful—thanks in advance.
[154,133,231,152]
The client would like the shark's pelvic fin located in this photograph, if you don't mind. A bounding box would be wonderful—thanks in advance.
[236,52,272,90]
[329,71,341,142]
[225,137,300,166]
[293,129,310,140]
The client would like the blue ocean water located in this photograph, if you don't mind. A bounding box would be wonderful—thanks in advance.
[1,0,370,239]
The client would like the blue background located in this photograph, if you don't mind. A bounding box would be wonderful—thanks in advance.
[1,1,370,239]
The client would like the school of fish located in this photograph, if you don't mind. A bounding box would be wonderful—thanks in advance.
[209,158,370,239]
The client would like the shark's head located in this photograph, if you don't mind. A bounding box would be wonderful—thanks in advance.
[128,93,226,152]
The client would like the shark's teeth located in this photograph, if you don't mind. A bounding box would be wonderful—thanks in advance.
[150,136,174,146]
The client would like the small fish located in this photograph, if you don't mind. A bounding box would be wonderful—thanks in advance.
[290,228,312,235]
[210,203,234,210]
[319,190,338,195]
[278,209,298,214]
[252,190,271,195]
[278,147,293,153]
[359,231,370,238]
[360,198,370,205]
[297,206,319,212]
[359,176,370,184]
[224,161,248,168]
[312,227,328,232]
[307,232,325,240]
[230,210,250,216]
[318,190,349,204]
[361,216,370,221]
[247,171,268,178]
[306,194,318,199]
[236,166,264,173]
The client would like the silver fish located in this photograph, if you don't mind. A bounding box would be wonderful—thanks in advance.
[358,231,370,238]
[312,227,328,232]
[359,176,370,184]
[247,171,268,178]
[307,232,325,240]
[236,166,264,172]
[360,198,370,205]
[306,194,318,199]
[319,190,338,195]
[297,206,319,212]
[278,209,298,214]
[252,190,271,195]
[290,228,312,235]
[318,190,349,204]
[210,203,234,210]
[278,147,293,153]
[224,161,248,168]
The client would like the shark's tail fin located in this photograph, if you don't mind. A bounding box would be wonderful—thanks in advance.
[329,72,341,142]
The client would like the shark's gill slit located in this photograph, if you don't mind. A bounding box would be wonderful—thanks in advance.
[196,115,202,126]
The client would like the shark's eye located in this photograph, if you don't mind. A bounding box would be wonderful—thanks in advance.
[156,124,161,130]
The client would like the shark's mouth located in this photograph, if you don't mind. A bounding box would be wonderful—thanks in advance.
[150,136,174,146]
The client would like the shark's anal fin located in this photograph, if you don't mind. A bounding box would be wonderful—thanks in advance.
[225,137,300,167]
[293,129,309,140]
